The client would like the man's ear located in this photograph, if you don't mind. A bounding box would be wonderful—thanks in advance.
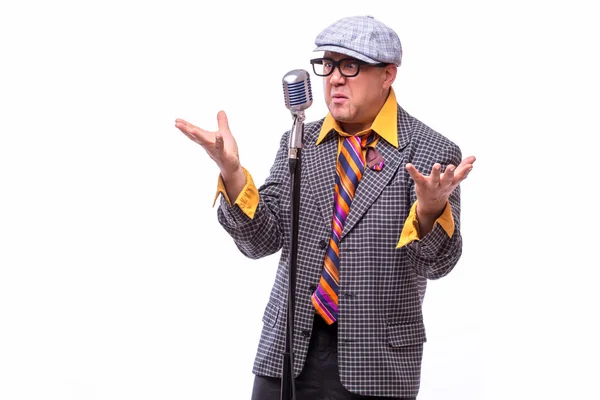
[383,64,398,88]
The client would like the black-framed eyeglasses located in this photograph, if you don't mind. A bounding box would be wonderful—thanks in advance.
[310,57,387,78]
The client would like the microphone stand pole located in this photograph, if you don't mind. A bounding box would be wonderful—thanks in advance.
[281,111,304,400]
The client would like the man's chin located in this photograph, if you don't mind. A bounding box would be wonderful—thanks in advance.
[328,109,352,123]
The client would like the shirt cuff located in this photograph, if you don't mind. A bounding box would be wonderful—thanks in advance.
[212,167,260,219]
[396,200,454,248]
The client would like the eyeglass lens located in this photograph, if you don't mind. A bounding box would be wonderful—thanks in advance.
[312,58,360,77]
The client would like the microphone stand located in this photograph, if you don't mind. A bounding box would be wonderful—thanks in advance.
[280,110,305,400]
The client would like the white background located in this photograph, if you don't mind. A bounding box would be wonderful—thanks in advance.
[1,1,599,399]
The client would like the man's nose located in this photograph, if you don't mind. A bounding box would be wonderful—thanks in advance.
[329,66,346,85]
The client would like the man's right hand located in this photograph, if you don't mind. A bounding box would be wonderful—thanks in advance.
[175,110,246,200]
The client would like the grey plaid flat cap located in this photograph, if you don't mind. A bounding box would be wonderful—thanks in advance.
[314,15,402,66]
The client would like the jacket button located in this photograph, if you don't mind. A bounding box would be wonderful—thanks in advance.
[301,330,311,338]
[319,239,328,249]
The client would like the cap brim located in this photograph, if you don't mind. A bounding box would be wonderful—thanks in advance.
[313,45,380,64]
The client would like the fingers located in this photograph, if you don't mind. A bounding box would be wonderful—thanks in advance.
[462,155,477,166]
[407,160,470,192]
[405,163,424,184]
[174,114,234,167]
[406,156,475,212]
[175,111,232,146]
[216,110,230,139]
[175,118,212,146]
[439,155,477,187]
[457,155,476,172]
[406,162,442,185]
[452,155,476,182]
[441,164,455,186]
[430,163,442,185]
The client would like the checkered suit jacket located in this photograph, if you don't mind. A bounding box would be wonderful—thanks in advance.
[217,105,463,398]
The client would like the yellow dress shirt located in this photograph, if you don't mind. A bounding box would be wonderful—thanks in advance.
[214,87,454,248]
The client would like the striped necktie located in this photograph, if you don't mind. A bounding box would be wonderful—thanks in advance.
[312,132,375,324]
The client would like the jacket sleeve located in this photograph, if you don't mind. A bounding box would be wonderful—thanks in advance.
[216,130,290,260]
[404,140,464,280]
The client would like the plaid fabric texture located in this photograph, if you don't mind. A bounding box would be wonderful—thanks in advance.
[314,15,403,65]
[217,105,464,398]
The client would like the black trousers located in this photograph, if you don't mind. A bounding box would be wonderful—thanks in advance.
[251,315,416,400]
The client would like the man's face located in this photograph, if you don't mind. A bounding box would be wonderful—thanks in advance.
[322,51,396,134]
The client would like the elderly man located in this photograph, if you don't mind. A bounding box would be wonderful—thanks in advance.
[176,15,475,400]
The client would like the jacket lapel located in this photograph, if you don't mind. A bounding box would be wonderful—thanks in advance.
[304,127,338,231]
[341,105,412,238]
[303,105,413,239]
[341,139,402,238]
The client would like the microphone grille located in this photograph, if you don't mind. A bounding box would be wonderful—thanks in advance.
[282,69,313,113]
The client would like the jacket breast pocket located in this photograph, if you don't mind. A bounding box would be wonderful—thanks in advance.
[261,300,280,328]
[386,321,427,347]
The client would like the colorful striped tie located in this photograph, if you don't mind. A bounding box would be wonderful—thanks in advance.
[312,132,374,324]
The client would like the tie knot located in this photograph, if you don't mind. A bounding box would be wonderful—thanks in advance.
[338,130,377,149]
[337,129,371,138]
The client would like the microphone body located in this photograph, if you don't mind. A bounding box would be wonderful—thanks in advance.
[281,69,313,400]
[282,69,313,159]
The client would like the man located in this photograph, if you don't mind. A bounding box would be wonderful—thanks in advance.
[175,15,475,400]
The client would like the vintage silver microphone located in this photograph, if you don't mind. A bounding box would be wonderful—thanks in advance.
[282,69,313,160]
[280,69,312,400]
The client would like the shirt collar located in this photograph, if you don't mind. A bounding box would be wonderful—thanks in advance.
[316,87,399,148]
